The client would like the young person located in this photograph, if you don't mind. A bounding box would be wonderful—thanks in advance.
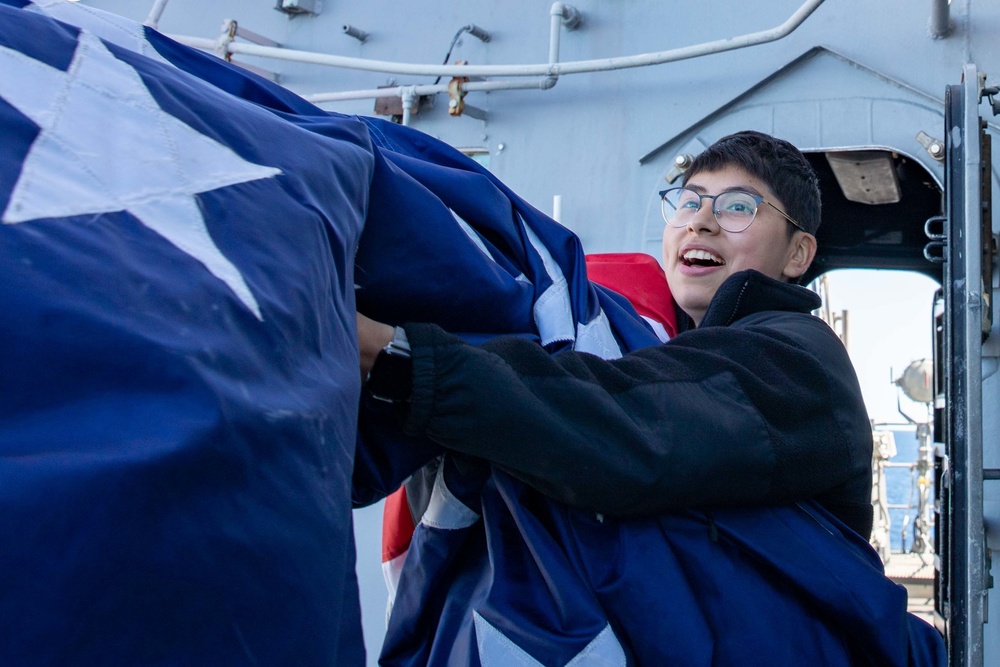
[358,130,873,538]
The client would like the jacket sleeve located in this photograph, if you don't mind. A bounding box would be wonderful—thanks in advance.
[401,314,873,524]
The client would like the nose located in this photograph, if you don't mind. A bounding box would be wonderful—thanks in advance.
[686,200,720,234]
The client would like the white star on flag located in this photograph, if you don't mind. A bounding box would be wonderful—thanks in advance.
[473,613,626,667]
[27,0,171,65]
[0,28,280,319]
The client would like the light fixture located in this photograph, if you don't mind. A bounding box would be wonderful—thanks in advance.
[275,0,319,17]
[825,150,902,205]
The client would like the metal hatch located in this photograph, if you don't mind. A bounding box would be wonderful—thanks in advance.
[941,63,996,667]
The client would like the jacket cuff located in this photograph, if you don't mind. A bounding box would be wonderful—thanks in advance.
[399,322,458,437]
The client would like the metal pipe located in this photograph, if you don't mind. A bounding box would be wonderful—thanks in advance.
[553,0,822,76]
[216,20,237,61]
[342,25,369,43]
[463,24,491,43]
[929,0,952,39]
[305,78,555,104]
[548,4,564,65]
[307,3,576,104]
[542,3,571,89]
[176,0,824,79]
[144,0,171,29]
[179,0,825,115]
[400,86,416,126]
[172,35,216,51]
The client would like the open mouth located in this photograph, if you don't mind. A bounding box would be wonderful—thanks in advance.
[681,248,725,267]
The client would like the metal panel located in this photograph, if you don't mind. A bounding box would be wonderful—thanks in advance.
[944,64,987,667]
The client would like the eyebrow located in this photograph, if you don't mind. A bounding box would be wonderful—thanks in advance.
[685,183,766,198]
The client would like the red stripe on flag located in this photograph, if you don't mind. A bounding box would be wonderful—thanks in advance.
[585,253,677,339]
[382,486,415,563]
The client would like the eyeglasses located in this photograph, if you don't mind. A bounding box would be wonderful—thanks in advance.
[659,187,805,233]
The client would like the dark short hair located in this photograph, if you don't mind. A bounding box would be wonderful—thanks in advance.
[682,130,821,235]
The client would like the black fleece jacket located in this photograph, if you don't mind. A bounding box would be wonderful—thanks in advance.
[401,269,874,538]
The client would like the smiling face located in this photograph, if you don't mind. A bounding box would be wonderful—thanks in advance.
[661,165,817,325]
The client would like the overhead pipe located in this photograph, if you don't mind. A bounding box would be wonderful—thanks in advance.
[540,2,585,88]
[542,3,577,89]
[144,0,171,29]
[552,0,823,76]
[306,77,557,105]
[930,0,952,39]
[171,0,826,113]
[174,35,216,51]
[173,0,824,79]
[306,4,579,105]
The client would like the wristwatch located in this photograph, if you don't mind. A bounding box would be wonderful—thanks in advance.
[365,326,413,402]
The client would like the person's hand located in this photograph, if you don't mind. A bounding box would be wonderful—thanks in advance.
[357,313,395,380]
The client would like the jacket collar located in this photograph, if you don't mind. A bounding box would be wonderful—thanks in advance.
[697,269,821,328]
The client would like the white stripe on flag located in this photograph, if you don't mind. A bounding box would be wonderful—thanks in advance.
[474,613,627,667]
[381,552,407,623]
[575,308,623,360]
[522,218,575,346]
[421,461,480,531]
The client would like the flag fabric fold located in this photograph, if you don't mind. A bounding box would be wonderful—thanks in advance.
[0,2,376,664]
[351,118,665,503]
[383,471,946,666]
[357,121,945,663]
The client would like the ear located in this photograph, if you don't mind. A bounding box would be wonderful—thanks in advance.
[781,232,817,280]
